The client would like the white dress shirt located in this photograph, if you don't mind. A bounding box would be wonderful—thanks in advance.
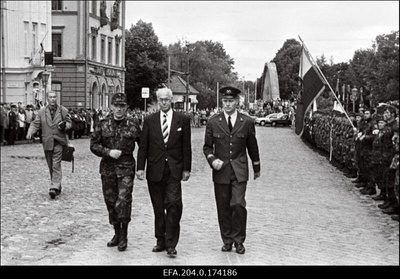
[223,110,237,128]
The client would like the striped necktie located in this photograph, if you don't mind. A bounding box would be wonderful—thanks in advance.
[162,113,169,143]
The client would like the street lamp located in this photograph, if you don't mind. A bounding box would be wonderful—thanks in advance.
[42,69,50,105]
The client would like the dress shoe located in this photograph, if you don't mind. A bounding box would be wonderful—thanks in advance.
[235,243,245,254]
[382,206,399,215]
[378,200,392,209]
[49,189,56,199]
[221,243,233,252]
[166,247,177,255]
[372,194,387,201]
[355,182,367,188]
[360,188,376,195]
[152,244,166,252]
[352,177,363,183]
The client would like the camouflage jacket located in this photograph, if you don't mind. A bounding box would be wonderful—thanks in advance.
[90,113,141,177]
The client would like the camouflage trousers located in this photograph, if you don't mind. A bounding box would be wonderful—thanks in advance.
[101,175,134,225]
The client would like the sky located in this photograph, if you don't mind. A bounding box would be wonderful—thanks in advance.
[125,1,399,81]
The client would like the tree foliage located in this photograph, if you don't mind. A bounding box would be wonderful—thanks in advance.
[271,39,302,100]
[125,20,168,109]
[168,40,238,109]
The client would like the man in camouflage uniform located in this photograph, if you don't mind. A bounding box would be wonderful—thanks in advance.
[90,93,141,251]
[377,106,399,215]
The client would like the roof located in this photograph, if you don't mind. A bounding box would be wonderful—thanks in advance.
[166,75,199,95]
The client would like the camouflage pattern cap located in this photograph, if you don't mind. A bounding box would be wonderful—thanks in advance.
[111,93,127,105]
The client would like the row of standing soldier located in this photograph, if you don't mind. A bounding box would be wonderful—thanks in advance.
[302,105,399,221]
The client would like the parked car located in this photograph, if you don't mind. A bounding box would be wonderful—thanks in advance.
[255,113,291,127]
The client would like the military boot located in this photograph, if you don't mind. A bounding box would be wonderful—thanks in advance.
[107,223,121,247]
[118,223,128,251]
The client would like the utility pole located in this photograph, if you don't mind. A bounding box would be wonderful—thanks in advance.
[1,0,6,103]
[185,42,190,112]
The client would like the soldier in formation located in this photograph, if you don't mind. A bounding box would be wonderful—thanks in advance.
[302,103,399,220]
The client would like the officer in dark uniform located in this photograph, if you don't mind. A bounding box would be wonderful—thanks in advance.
[357,108,376,195]
[203,86,260,254]
[90,93,141,251]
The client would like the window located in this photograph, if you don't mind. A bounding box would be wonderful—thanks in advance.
[24,22,29,56]
[51,82,62,105]
[115,40,120,66]
[40,23,46,46]
[91,36,97,60]
[92,0,97,15]
[32,23,37,53]
[108,38,113,64]
[52,0,62,11]
[52,33,62,57]
[101,35,106,63]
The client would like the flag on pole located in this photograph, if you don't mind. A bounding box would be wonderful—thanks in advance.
[333,100,345,113]
[312,98,318,112]
[296,46,326,136]
[335,78,340,101]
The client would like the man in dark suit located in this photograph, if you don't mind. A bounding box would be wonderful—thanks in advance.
[136,88,192,256]
[203,86,261,254]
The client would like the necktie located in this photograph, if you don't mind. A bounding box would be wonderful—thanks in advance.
[162,113,169,143]
[228,116,233,132]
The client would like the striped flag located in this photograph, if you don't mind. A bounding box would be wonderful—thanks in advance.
[296,46,326,136]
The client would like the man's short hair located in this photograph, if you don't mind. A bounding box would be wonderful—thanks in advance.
[156,88,173,99]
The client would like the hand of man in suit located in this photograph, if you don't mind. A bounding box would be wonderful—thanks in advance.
[26,132,32,140]
[211,159,224,171]
[136,170,145,180]
[109,149,122,159]
[182,171,190,181]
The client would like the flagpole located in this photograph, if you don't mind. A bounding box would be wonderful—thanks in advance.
[298,36,355,129]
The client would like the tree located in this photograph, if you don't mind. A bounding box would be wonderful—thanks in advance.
[125,20,168,109]
[271,39,302,100]
[168,40,238,109]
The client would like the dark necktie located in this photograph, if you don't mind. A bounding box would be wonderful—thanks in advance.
[228,116,233,132]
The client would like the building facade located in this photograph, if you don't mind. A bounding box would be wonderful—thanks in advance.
[1,1,52,105]
[51,0,125,109]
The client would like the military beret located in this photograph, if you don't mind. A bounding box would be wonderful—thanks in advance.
[10,104,16,108]
[112,93,127,105]
[219,86,241,99]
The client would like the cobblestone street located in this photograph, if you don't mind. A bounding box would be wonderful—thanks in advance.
[1,126,398,266]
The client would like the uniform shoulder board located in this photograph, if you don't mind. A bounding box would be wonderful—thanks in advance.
[208,113,221,121]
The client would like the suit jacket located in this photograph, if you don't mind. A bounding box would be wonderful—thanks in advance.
[28,105,71,151]
[203,112,260,184]
[137,111,192,182]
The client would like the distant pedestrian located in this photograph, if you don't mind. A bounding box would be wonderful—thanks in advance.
[26,91,72,199]
[8,104,18,145]
[136,88,192,256]
[203,86,261,254]
[90,93,141,251]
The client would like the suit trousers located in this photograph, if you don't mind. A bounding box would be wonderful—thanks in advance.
[214,170,247,245]
[44,140,63,191]
[147,161,183,249]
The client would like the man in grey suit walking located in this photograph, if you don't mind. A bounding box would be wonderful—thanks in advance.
[27,91,71,199]
[203,86,261,254]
